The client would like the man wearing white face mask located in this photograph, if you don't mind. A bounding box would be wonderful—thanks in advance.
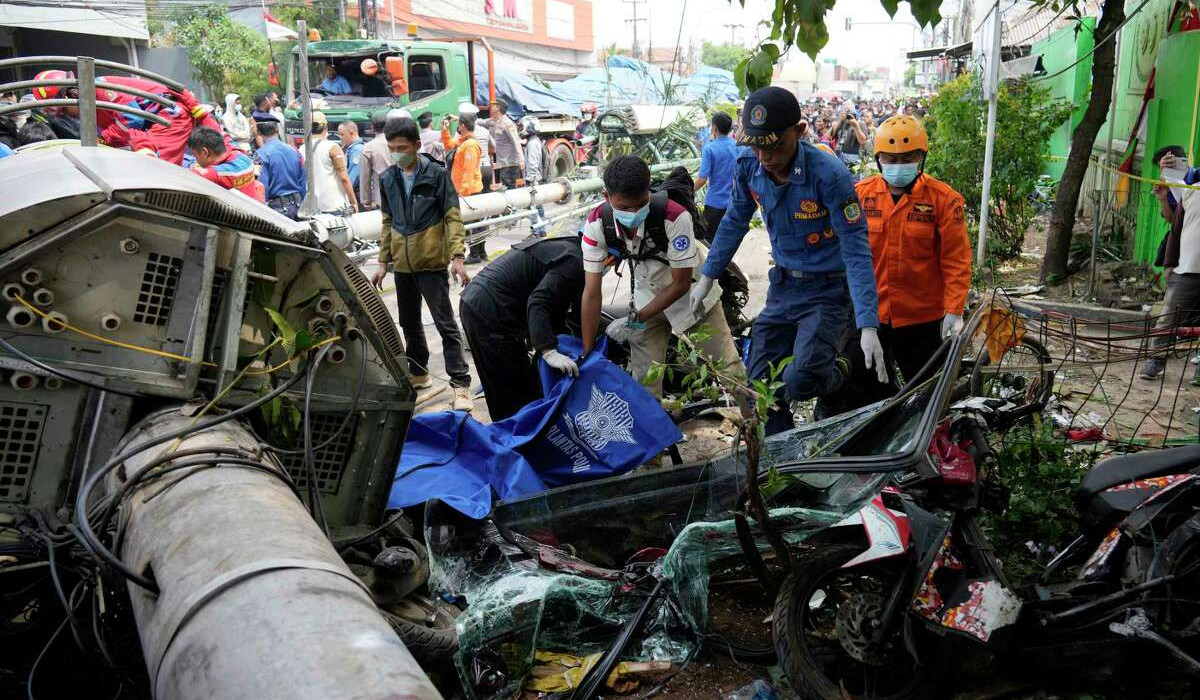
[369,116,474,411]
[1142,145,1200,381]
[849,115,971,402]
[578,156,745,403]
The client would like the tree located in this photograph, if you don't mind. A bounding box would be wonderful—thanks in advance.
[1040,0,1125,283]
[903,63,917,88]
[701,41,750,72]
[271,1,357,41]
[733,0,947,94]
[738,0,1127,286]
[169,5,269,101]
[925,74,1073,260]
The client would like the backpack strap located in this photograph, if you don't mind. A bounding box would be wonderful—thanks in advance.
[642,190,670,254]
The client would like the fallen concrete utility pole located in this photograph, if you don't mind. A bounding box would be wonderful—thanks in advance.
[114,411,441,700]
[314,159,699,248]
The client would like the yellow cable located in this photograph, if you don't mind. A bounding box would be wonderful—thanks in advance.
[12,296,341,377]
[243,335,342,376]
[1047,154,1200,190]
[12,295,217,366]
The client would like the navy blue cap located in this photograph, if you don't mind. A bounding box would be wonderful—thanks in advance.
[737,86,802,150]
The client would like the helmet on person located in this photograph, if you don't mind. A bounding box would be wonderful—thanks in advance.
[581,102,597,115]
[386,108,412,121]
[32,70,75,100]
[873,115,928,154]
[519,116,540,136]
[360,58,379,76]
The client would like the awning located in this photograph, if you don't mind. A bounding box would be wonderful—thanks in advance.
[0,3,148,41]
[908,41,973,60]
[1001,54,1045,78]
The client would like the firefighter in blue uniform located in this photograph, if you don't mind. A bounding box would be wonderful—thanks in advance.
[691,86,886,434]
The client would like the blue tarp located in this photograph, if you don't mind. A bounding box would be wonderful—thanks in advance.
[550,58,740,109]
[551,56,671,108]
[683,65,739,104]
[472,60,582,119]
[388,336,683,519]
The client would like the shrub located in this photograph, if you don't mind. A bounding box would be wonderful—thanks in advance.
[925,75,1074,262]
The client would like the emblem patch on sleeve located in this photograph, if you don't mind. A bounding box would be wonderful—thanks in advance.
[843,200,863,223]
[672,235,691,252]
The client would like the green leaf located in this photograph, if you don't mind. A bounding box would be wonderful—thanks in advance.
[264,307,297,356]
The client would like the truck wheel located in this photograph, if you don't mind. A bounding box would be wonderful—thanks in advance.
[549,141,576,179]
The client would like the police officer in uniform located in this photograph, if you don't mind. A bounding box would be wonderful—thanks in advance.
[691,86,886,434]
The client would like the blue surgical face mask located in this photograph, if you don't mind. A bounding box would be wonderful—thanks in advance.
[880,162,920,188]
[613,202,650,230]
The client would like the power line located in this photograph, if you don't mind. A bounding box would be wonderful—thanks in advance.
[623,0,647,59]
[1033,0,1153,83]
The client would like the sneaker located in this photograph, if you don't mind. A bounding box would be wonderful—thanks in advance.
[410,373,433,389]
[453,387,474,412]
[1139,357,1166,380]
[464,255,488,265]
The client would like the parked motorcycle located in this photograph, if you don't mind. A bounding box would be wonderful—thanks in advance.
[768,328,1200,698]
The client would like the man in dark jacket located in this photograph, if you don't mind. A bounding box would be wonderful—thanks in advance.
[459,235,584,421]
[369,116,474,411]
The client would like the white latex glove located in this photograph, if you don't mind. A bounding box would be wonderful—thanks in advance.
[605,316,638,344]
[542,348,579,377]
[941,313,964,338]
[860,327,888,384]
[689,275,715,317]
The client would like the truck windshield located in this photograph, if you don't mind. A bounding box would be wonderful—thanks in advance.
[300,54,394,99]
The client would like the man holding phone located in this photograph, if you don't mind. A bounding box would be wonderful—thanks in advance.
[1142,146,1200,381]
[831,107,868,178]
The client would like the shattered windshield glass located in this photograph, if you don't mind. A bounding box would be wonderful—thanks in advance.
[426,347,956,699]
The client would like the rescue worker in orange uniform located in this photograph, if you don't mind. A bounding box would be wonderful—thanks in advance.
[850,115,971,401]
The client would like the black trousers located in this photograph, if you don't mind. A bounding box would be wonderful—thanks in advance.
[393,270,471,387]
[459,299,540,421]
[831,318,944,412]
[701,205,726,244]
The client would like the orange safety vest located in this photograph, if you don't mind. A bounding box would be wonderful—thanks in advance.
[855,173,972,328]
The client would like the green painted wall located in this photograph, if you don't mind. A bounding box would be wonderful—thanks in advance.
[1133,31,1200,263]
[1033,18,1096,179]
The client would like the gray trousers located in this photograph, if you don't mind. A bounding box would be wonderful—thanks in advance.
[628,304,746,401]
[1152,271,1200,354]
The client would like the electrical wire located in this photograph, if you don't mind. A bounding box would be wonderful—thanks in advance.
[244,335,341,375]
[1034,0,1154,83]
[0,334,140,398]
[334,510,407,552]
[261,334,367,456]
[303,344,333,536]
[73,365,309,593]
[12,296,216,367]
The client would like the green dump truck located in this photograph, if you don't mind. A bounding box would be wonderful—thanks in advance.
[284,37,580,178]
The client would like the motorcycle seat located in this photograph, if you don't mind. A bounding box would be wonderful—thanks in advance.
[1075,444,1200,508]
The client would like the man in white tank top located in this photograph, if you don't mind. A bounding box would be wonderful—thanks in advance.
[301,111,359,216]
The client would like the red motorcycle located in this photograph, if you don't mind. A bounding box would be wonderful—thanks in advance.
[767,332,1200,698]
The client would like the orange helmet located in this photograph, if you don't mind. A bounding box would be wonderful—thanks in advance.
[873,115,928,154]
[360,58,379,76]
[814,142,836,157]
[32,69,74,100]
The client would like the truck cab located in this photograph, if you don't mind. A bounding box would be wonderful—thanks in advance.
[285,39,473,142]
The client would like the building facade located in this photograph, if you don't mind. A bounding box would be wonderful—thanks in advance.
[375,0,594,81]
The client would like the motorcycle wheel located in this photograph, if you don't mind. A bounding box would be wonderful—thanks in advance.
[1153,514,1200,634]
[773,545,931,700]
[384,595,459,668]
